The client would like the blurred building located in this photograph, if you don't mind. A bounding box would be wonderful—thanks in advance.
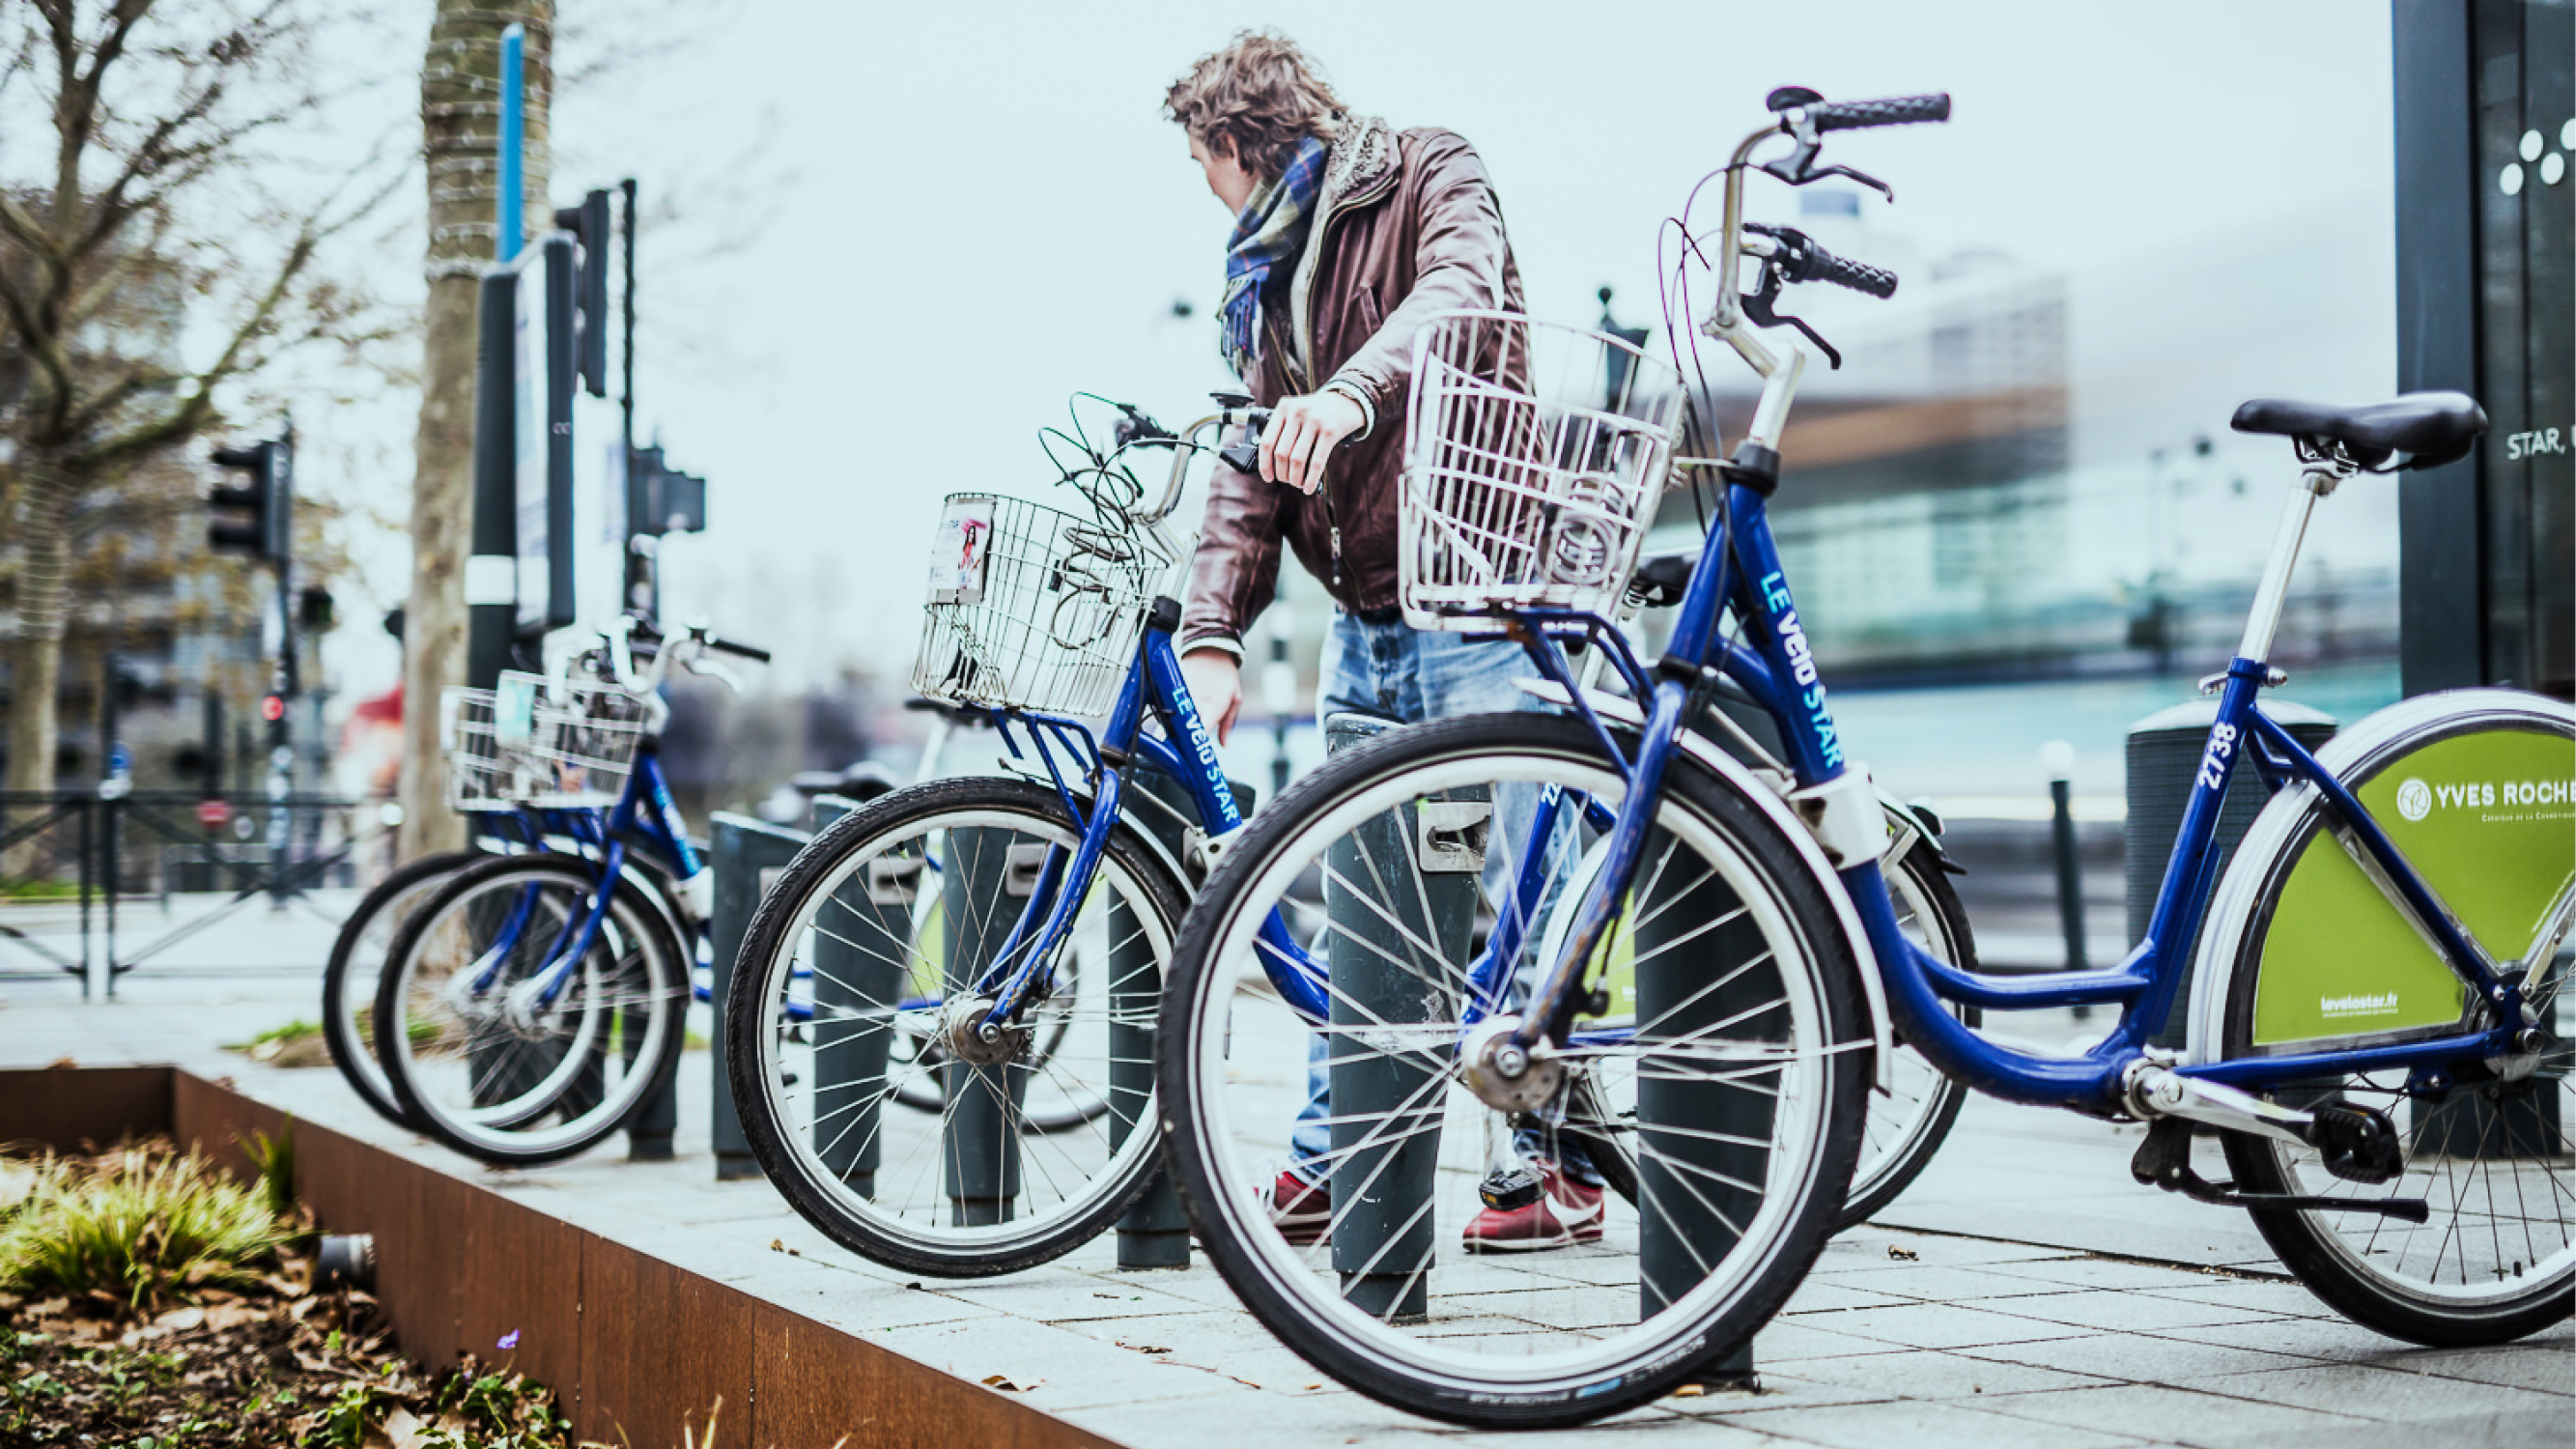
[1652,186,2399,686]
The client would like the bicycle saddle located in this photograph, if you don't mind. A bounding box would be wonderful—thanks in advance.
[2229,391,2486,469]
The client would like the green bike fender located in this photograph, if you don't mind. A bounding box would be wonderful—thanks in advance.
[2183,689,2576,1065]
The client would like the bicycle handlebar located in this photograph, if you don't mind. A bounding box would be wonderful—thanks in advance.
[1141,405,1274,522]
[1748,223,1899,298]
[1807,93,1950,131]
[703,635,770,665]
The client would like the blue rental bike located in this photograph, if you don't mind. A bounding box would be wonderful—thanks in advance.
[722,393,1980,1278]
[371,616,771,1164]
[1151,89,2573,1428]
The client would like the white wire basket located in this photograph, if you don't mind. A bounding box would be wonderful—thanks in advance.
[910,492,1153,717]
[1401,309,1687,628]
[441,671,651,812]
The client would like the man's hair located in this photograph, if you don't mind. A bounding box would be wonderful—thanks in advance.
[1164,30,1345,181]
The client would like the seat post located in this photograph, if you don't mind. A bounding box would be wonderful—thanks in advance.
[2234,464,2346,665]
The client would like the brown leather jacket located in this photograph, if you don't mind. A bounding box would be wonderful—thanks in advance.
[1179,119,1525,653]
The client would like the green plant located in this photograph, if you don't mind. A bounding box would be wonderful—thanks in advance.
[0,1147,287,1307]
[243,1122,298,1227]
[228,1019,325,1051]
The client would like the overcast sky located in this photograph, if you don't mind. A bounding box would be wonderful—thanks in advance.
[301,0,2398,704]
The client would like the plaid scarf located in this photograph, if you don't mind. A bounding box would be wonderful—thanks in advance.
[1219,135,1330,382]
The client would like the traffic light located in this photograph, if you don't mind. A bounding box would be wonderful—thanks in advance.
[208,436,293,562]
[626,443,706,536]
[298,584,335,632]
[553,188,612,398]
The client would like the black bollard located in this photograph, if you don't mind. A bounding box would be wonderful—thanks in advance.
[941,824,1033,1226]
[705,812,812,1179]
[1634,819,1764,1384]
[1323,713,1483,1322]
[807,795,910,1196]
[1108,766,1257,1269]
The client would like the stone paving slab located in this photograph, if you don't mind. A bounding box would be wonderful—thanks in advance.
[4,969,2569,1447]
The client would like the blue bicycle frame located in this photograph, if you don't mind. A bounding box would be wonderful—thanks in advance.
[957,609,1633,1048]
[1494,478,2528,1113]
[466,747,703,1009]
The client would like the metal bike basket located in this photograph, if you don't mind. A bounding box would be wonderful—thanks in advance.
[1401,309,1686,628]
[440,671,651,811]
[910,492,1153,717]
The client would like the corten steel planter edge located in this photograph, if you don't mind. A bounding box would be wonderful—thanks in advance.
[0,1066,1129,1449]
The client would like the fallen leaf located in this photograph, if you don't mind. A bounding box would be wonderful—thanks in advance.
[205,1301,264,1331]
[1672,1384,1706,1398]
[903,1281,923,1291]
[1886,1244,1919,1261]
[383,1406,429,1449]
[45,1056,75,1069]
[981,1375,1024,1392]
[153,1306,208,1332]
[771,1238,786,1252]
[1116,1342,1175,1355]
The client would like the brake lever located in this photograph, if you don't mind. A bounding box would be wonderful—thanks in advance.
[1753,109,1896,201]
[687,654,746,695]
[1740,262,1842,370]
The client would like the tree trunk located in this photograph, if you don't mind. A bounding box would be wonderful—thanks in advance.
[399,1,553,862]
[3,457,71,879]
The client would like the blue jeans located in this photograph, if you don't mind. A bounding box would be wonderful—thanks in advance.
[1288,610,1600,1186]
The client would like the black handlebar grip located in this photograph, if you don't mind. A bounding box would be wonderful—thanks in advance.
[708,637,771,664]
[1790,242,1899,299]
[1807,93,1950,131]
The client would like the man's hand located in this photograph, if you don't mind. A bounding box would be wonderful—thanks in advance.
[1179,647,1244,745]
[1259,387,1366,496]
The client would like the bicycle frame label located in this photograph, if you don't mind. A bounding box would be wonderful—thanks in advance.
[1165,678,1240,830]
[2251,724,2575,1046]
[1757,570,1844,771]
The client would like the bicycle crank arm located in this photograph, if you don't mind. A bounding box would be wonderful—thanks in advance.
[2129,1117,2430,1224]
[2125,1064,2315,1146]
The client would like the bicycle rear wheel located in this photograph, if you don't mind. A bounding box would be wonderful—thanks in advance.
[1840,846,1976,1227]
[726,778,1181,1277]
[375,853,689,1165]
[1157,713,1869,1428]
[2209,700,2573,1343]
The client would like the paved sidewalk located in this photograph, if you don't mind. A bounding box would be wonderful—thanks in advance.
[3,969,2569,1448]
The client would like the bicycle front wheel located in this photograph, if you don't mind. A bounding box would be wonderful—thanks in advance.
[375,853,690,1166]
[726,778,1183,1277]
[1156,713,1870,1428]
[323,849,480,1126]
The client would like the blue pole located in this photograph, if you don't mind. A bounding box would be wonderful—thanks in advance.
[497,23,524,261]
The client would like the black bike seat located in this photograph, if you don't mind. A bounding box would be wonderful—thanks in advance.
[2229,391,2486,469]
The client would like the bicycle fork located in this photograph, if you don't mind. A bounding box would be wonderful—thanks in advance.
[1460,675,1694,1114]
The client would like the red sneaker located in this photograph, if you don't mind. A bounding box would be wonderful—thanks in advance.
[1461,1157,1604,1254]
[1260,1168,1332,1245]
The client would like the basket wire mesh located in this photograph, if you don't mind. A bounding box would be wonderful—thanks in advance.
[441,670,650,811]
[1401,309,1686,628]
[911,492,1154,717]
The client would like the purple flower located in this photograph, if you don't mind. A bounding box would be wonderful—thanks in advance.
[496,1330,521,1350]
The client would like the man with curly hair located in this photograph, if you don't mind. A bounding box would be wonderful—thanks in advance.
[1166,31,1602,1256]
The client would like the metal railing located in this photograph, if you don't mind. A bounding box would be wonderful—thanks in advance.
[0,791,383,997]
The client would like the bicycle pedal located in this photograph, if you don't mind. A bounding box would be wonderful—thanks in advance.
[2309,1104,2403,1185]
[1478,1166,1543,1212]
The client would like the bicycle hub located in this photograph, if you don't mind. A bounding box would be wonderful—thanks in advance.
[1459,1016,1566,1114]
[941,996,1030,1067]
